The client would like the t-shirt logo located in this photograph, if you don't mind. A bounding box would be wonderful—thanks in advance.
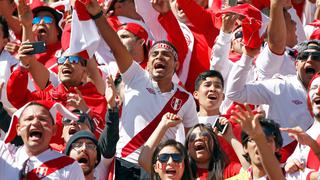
[171,97,182,111]
[36,167,48,178]
[146,87,156,95]
[291,99,303,105]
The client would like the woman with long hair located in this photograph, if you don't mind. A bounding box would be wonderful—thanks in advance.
[185,123,242,179]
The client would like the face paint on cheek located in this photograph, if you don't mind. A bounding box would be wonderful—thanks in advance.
[158,163,167,171]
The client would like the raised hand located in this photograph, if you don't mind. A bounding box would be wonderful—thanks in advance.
[79,0,101,16]
[161,112,182,129]
[5,42,20,55]
[281,126,314,147]
[151,0,171,15]
[17,0,33,26]
[221,13,238,33]
[18,40,35,66]
[67,87,89,112]
[105,75,117,108]
[231,104,264,139]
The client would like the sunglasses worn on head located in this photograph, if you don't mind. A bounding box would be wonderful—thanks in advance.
[158,153,183,163]
[57,56,87,66]
[71,142,97,150]
[32,16,53,25]
[297,51,320,61]
[188,131,210,143]
[62,118,86,125]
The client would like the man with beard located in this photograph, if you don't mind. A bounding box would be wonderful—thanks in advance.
[65,130,114,180]
[282,72,320,178]
[0,101,85,179]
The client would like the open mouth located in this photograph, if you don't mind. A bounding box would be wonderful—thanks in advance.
[314,97,320,105]
[194,143,206,151]
[29,130,42,140]
[165,169,177,175]
[77,157,88,165]
[62,68,73,75]
[154,62,166,70]
[68,127,77,135]
[306,67,316,75]
[207,94,217,101]
[37,27,48,35]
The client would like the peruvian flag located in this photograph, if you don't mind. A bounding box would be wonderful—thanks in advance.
[4,101,78,143]
[69,0,102,58]
[216,3,269,49]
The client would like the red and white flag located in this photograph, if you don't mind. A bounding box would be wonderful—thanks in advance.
[4,100,78,143]
[69,0,102,58]
[216,3,269,49]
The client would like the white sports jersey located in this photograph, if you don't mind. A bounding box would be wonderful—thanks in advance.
[198,115,219,126]
[116,62,198,163]
[287,120,320,170]
[255,44,296,80]
[0,141,85,180]
[226,54,314,146]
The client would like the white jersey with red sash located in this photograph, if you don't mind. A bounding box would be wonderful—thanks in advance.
[0,141,85,180]
[115,62,198,164]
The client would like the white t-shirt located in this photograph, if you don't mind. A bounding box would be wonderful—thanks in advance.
[0,141,85,180]
[226,54,314,146]
[198,115,219,126]
[116,62,198,163]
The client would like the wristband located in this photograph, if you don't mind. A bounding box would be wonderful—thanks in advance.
[90,10,103,20]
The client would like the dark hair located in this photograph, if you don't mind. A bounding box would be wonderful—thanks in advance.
[241,118,283,162]
[151,139,192,180]
[20,102,54,124]
[295,39,320,60]
[194,70,224,91]
[0,16,9,39]
[185,124,228,180]
[149,40,178,61]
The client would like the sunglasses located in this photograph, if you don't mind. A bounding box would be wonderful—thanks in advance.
[57,56,87,66]
[62,118,86,125]
[32,16,53,25]
[158,153,183,163]
[297,51,320,61]
[188,131,210,143]
[234,31,243,40]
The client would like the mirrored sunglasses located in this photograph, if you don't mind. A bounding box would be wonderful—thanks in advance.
[57,56,87,66]
[297,51,320,61]
[234,31,243,40]
[158,153,183,163]
[32,16,53,25]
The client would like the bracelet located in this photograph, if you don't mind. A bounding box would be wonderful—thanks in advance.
[90,10,103,20]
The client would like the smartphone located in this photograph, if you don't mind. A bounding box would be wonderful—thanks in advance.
[25,41,46,55]
[213,119,228,134]
[228,0,237,6]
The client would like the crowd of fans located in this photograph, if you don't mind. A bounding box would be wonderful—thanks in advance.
[1,0,320,179]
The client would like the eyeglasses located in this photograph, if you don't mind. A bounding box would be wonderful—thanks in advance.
[32,16,53,25]
[158,153,183,163]
[57,56,87,66]
[188,131,210,143]
[297,51,320,61]
[62,118,86,125]
[71,142,97,150]
[234,31,243,40]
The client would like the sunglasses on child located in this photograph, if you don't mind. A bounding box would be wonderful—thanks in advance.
[32,16,53,25]
[158,153,183,163]
[57,56,87,66]
[297,51,320,61]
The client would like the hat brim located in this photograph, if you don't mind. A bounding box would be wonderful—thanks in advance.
[32,6,63,23]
